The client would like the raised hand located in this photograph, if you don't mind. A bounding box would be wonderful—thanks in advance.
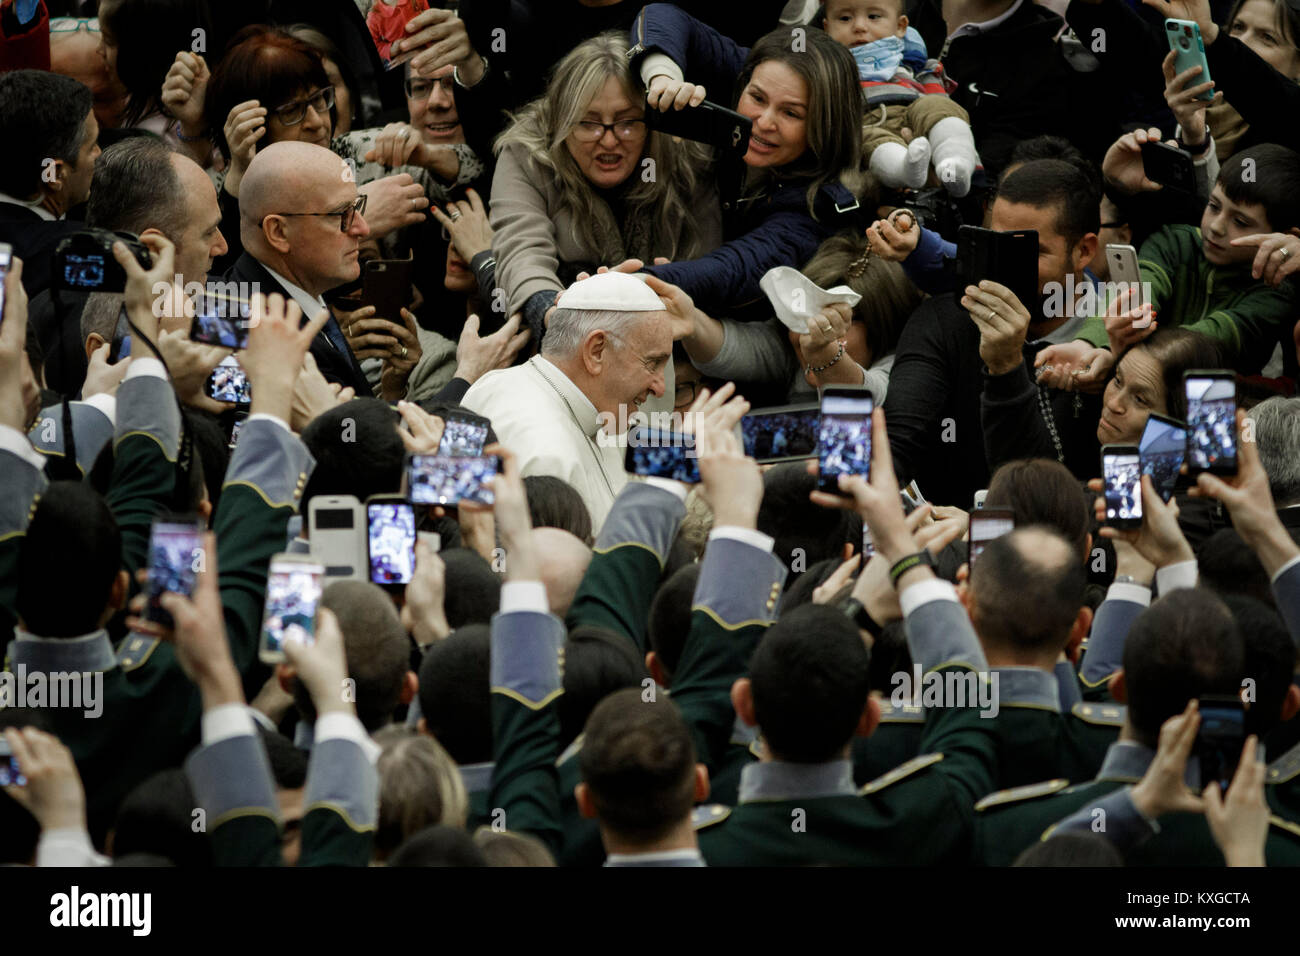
[864,209,920,262]
[357,173,429,237]
[402,540,450,646]
[161,51,210,136]
[1035,340,1114,393]
[242,293,330,422]
[454,312,531,385]
[398,7,482,83]
[221,100,267,196]
[113,233,182,351]
[1,727,88,832]
[1230,232,1300,287]
[964,279,1033,376]
[431,188,493,262]
[1090,474,1195,568]
[1204,735,1269,866]
[646,75,707,111]
[1102,128,1165,195]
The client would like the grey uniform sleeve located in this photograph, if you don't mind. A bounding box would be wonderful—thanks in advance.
[30,402,113,475]
[1079,587,1150,689]
[1046,785,1157,852]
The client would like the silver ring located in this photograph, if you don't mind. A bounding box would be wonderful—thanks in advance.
[448,208,462,222]
[412,197,420,210]
[400,345,409,358]
[1281,246,1293,261]
[987,309,996,323]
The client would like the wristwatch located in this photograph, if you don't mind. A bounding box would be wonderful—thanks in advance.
[840,597,884,639]
[1182,125,1212,157]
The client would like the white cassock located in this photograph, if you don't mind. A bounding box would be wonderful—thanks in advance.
[461,356,629,532]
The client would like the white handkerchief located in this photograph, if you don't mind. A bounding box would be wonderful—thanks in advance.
[759,267,862,335]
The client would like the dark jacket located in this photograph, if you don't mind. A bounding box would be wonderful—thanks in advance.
[630,3,863,315]
[221,253,374,397]
[0,200,84,297]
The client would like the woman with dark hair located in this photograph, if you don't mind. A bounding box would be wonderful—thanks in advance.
[630,4,867,315]
[286,23,365,136]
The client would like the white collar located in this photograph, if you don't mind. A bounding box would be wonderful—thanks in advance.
[948,0,1024,39]
[605,848,705,864]
[262,262,327,320]
[529,355,603,440]
[0,190,58,221]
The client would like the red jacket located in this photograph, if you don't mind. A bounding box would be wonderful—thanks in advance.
[0,0,50,72]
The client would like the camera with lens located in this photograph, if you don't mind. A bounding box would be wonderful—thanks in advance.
[53,229,152,293]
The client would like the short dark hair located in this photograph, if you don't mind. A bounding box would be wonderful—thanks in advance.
[17,483,121,637]
[970,526,1086,656]
[1123,589,1245,748]
[1006,136,1102,197]
[101,0,214,126]
[524,475,594,545]
[87,138,187,242]
[647,563,700,682]
[257,727,307,789]
[388,825,488,867]
[417,624,492,765]
[996,158,1101,249]
[758,464,862,584]
[1217,144,1300,232]
[1013,832,1123,866]
[750,604,870,762]
[440,548,501,629]
[1198,529,1274,608]
[559,627,648,748]
[1224,594,1297,739]
[112,769,212,867]
[301,399,405,507]
[0,70,93,198]
[579,689,698,843]
[986,459,1092,560]
[1122,327,1224,422]
[207,26,334,160]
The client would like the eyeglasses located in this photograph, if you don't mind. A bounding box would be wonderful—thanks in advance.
[266,194,367,232]
[571,119,647,143]
[404,76,455,100]
[674,380,698,406]
[272,87,335,127]
[50,18,100,34]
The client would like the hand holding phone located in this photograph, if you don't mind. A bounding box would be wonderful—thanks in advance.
[1140,140,1196,193]
[1166,19,1214,102]
[644,96,752,159]
[1102,445,1143,529]
[1184,371,1237,474]
[259,555,325,663]
[1196,695,1245,793]
[144,517,204,628]
[741,403,819,463]
[367,496,416,587]
[968,509,1014,568]
[818,387,874,493]
[625,428,700,483]
[206,357,252,405]
[1139,412,1187,502]
[407,454,501,505]
[437,412,490,457]
[954,226,1039,317]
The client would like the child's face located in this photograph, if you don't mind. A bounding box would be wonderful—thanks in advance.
[1200,183,1271,266]
[824,0,908,47]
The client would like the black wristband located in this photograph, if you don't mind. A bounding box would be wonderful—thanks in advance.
[840,597,884,639]
[889,550,935,585]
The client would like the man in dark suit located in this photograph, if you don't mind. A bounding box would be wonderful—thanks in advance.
[0,70,101,297]
[223,141,422,398]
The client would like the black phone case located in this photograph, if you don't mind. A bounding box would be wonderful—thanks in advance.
[362,258,415,322]
[1140,141,1196,194]
[954,227,1039,313]
[644,99,752,159]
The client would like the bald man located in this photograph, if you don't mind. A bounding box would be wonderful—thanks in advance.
[222,141,375,396]
[531,527,592,618]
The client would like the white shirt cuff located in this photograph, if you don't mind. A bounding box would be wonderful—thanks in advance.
[80,393,117,423]
[247,412,291,433]
[643,475,689,502]
[710,526,775,552]
[1273,553,1300,584]
[123,357,167,381]
[1155,559,1198,594]
[1106,582,1152,606]
[640,52,684,87]
[0,424,45,470]
[36,828,110,867]
[899,576,959,617]
[201,703,257,745]
[316,711,381,764]
[500,580,549,614]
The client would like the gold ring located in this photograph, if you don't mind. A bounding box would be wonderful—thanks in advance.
[400,345,409,358]
[987,309,996,323]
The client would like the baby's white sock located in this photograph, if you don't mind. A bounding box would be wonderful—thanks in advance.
[869,136,932,190]
[929,116,979,198]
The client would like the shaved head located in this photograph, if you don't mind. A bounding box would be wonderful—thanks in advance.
[240,140,348,226]
[531,527,592,618]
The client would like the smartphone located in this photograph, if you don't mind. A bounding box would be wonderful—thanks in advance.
[0,739,24,787]
[861,524,876,561]
[206,357,252,406]
[624,427,701,483]
[1167,18,1214,102]
[1140,140,1196,194]
[741,403,819,464]
[1139,412,1187,503]
[1196,695,1245,792]
[644,99,754,159]
[1184,371,1237,475]
[954,226,1039,314]
[308,495,366,581]
[1102,445,1143,529]
[367,496,417,588]
[376,0,435,69]
[436,412,490,458]
[144,516,204,628]
[227,410,249,450]
[0,242,11,326]
[361,258,415,321]
[258,554,325,664]
[1104,242,1146,311]
[973,489,988,510]
[108,309,132,364]
[817,387,874,494]
[407,454,501,506]
[190,291,252,349]
[968,508,1014,568]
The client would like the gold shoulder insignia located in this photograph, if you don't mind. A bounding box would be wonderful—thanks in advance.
[1269,814,1300,839]
[859,752,943,795]
[116,635,159,672]
[555,733,585,767]
[1071,702,1126,727]
[748,738,767,761]
[877,701,925,723]
[974,778,1070,812]
[1267,742,1300,785]
[691,804,731,831]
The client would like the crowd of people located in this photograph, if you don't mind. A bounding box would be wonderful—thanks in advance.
[3,0,1300,872]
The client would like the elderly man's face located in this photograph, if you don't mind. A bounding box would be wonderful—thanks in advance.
[279,168,369,293]
[597,314,671,420]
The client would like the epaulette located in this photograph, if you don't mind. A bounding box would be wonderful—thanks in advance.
[877,701,925,723]
[1071,702,1126,727]
[1269,814,1300,840]
[116,635,159,672]
[748,738,767,761]
[691,804,731,831]
[1267,742,1300,785]
[859,752,943,795]
[555,733,584,767]
[974,778,1070,813]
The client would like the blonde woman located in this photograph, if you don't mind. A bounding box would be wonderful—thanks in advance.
[490,31,722,342]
